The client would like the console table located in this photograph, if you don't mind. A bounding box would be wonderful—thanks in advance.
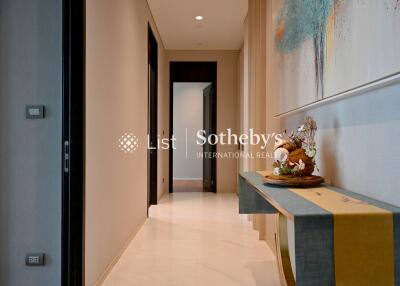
[239,171,400,286]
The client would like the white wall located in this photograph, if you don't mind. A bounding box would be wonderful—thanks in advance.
[167,50,239,193]
[173,82,209,180]
[0,0,62,285]
[279,87,400,276]
[86,0,168,284]
[261,1,400,208]
[280,86,400,207]
[262,2,400,208]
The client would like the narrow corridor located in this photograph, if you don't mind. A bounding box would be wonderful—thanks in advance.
[103,192,280,286]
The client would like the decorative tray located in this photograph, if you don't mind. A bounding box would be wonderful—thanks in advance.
[263,174,324,188]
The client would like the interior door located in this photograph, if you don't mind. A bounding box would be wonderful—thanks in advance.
[62,0,85,285]
[148,26,158,206]
[203,84,216,192]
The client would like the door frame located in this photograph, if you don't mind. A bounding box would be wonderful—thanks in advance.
[62,0,85,285]
[148,24,158,206]
[169,62,217,193]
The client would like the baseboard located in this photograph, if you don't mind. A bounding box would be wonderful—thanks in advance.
[94,218,146,286]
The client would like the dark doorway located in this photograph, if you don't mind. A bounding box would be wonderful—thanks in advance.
[169,62,217,193]
[148,25,158,206]
[202,84,216,192]
[61,0,85,285]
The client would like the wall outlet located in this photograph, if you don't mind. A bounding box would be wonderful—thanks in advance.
[25,253,45,266]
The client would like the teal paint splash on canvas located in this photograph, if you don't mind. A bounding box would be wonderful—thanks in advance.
[276,0,335,53]
[275,0,337,98]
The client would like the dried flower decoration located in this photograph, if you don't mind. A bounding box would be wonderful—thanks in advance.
[273,116,318,177]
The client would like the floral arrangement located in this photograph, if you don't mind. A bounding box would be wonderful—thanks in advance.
[273,116,318,177]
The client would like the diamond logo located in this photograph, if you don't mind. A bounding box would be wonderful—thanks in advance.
[118,133,139,153]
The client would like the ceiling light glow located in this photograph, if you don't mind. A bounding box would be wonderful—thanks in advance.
[195,16,204,21]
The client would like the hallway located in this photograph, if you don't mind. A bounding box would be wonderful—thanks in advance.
[103,192,280,286]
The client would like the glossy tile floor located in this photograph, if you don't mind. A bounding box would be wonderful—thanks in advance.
[103,192,280,286]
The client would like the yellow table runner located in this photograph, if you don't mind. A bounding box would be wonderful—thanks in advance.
[288,187,394,286]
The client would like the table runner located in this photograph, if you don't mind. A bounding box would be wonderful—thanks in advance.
[288,186,394,286]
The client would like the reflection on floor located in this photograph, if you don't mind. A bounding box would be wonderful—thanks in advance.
[103,192,280,286]
[173,179,203,192]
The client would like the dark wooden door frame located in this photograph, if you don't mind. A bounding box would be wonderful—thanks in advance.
[62,0,85,285]
[169,62,217,193]
[148,24,158,206]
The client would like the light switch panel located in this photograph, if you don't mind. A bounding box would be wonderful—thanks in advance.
[25,253,46,266]
[26,105,45,119]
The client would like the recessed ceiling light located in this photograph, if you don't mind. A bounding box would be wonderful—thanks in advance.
[195,16,204,21]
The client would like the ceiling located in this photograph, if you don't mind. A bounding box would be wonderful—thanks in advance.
[147,0,248,50]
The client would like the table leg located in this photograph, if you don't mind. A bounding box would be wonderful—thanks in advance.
[275,213,296,286]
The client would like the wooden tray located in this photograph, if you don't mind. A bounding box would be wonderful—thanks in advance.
[263,174,324,188]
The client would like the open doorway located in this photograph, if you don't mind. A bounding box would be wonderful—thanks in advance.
[169,62,217,193]
[173,82,210,192]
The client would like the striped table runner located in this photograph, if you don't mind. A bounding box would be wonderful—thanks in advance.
[288,186,394,286]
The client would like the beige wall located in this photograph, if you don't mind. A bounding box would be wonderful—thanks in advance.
[167,50,240,193]
[238,16,251,174]
[86,0,168,284]
[248,0,267,172]
[244,0,281,250]
[158,36,170,201]
[263,0,283,251]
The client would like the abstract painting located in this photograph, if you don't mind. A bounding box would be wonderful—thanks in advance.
[273,0,400,113]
